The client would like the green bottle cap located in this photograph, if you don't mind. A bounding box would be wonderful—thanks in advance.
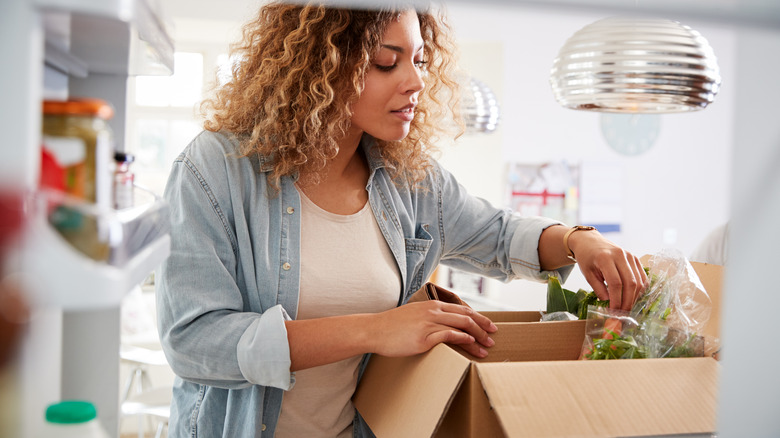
[45,400,97,424]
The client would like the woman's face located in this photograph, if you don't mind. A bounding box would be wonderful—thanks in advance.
[350,9,426,142]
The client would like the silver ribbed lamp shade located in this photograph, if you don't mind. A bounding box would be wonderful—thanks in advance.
[462,77,500,133]
[550,17,721,113]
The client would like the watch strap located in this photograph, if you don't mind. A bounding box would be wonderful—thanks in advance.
[563,225,596,262]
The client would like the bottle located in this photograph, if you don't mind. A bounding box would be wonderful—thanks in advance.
[113,152,135,210]
[39,400,111,438]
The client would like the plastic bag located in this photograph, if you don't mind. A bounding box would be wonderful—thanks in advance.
[541,311,579,322]
[581,248,715,360]
[639,249,713,336]
[581,306,706,359]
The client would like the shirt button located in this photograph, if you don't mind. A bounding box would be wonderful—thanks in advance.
[282,262,291,271]
[261,424,267,431]
[286,206,294,214]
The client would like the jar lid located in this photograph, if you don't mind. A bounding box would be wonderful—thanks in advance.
[114,152,135,163]
[43,98,114,120]
[45,400,98,424]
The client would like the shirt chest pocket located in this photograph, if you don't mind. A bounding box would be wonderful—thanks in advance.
[404,223,433,294]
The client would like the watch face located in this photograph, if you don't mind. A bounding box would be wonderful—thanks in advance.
[600,113,661,156]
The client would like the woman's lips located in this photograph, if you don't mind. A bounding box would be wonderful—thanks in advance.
[391,105,415,122]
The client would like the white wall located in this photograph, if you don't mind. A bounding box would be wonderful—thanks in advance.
[440,4,736,308]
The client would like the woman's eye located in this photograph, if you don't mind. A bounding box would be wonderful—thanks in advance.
[375,64,396,72]
[414,60,429,69]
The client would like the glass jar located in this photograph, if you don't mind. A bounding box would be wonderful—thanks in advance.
[41,98,114,207]
[42,99,115,261]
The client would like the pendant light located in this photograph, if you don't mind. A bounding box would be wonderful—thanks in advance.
[462,77,500,133]
[549,17,721,113]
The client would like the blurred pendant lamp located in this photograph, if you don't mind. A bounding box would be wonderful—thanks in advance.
[549,17,721,113]
[462,77,500,133]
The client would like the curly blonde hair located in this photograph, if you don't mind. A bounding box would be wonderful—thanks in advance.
[200,1,462,189]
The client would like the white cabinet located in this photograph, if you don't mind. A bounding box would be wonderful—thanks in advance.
[0,1,173,437]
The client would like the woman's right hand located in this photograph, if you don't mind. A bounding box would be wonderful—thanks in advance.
[368,301,497,358]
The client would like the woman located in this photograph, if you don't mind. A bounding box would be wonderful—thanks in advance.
[157,2,647,437]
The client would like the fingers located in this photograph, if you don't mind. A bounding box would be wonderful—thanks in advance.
[602,262,627,311]
[427,329,488,358]
[584,251,648,312]
[424,302,497,357]
[375,301,498,359]
[615,253,648,311]
[631,253,649,287]
[434,303,496,347]
[439,302,498,333]
[584,270,611,305]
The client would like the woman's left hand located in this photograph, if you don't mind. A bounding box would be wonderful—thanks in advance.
[569,230,648,311]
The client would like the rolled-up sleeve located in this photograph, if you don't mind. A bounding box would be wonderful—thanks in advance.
[237,304,295,390]
[508,216,574,281]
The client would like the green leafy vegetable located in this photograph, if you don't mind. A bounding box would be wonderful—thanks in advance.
[546,276,608,320]
[586,333,644,360]
[585,328,702,360]
[546,276,583,315]
[577,291,609,320]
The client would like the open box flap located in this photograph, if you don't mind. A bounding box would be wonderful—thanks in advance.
[475,357,719,438]
[353,343,471,438]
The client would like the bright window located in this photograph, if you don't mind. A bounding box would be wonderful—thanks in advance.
[135,52,204,107]
[134,119,201,172]
[127,49,227,196]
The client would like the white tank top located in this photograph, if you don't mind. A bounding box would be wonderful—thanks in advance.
[275,187,401,438]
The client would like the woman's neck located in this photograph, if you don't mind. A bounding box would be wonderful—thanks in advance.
[330,130,365,179]
[296,129,370,215]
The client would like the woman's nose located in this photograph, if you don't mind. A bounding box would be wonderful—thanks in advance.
[402,64,425,94]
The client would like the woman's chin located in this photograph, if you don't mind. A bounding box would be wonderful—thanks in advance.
[373,128,411,142]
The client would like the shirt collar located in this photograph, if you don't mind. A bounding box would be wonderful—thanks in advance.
[252,134,390,175]
[360,134,390,174]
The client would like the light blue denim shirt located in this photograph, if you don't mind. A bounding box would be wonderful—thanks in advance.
[157,130,572,437]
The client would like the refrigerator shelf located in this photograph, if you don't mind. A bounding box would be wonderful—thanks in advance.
[20,191,171,310]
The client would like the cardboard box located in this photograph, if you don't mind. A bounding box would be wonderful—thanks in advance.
[353,262,722,437]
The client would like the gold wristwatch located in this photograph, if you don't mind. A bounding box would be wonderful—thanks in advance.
[563,225,596,262]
